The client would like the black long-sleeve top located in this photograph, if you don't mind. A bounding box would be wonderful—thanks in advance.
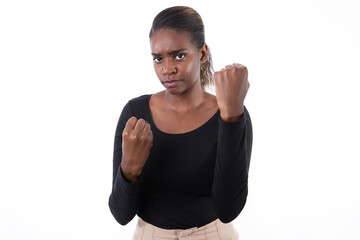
[108,94,253,229]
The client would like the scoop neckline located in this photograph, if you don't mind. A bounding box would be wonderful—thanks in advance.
[144,94,220,137]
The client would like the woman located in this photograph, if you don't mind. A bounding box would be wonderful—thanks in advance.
[108,6,252,240]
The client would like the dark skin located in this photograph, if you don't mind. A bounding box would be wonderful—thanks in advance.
[121,28,250,183]
[149,28,218,134]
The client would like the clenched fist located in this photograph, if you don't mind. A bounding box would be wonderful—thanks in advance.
[214,63,250,122]
[121,117,153,183]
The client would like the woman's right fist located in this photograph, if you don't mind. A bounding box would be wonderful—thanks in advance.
[120,116,153,183]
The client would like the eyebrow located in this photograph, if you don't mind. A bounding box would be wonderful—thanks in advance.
[151,48,188,57]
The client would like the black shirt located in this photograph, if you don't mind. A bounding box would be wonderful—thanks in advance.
[108,94,253,229]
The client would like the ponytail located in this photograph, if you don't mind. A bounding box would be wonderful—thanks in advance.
[200,48,214,90]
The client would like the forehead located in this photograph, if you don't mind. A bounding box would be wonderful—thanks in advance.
[150,28,196,53]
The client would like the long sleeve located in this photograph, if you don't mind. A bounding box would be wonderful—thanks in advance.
[211,105,253,223]
[108,102,143,225]
[108,94,254,229]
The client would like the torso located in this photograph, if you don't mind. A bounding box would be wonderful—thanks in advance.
[149,91,219,134]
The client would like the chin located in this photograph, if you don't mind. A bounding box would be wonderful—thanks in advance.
[165,86,186,95]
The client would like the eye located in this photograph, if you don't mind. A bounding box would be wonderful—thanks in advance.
[175,53,186,60]
[153,57,162,63]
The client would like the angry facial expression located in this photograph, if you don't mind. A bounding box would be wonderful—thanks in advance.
[150,28,205,95]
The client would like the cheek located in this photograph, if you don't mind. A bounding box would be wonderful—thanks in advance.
[184,59,200,78]
[153,64,162,77]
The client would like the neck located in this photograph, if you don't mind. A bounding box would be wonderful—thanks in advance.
[164,83,205,112]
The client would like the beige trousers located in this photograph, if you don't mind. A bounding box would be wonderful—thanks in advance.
[132,217,239,240]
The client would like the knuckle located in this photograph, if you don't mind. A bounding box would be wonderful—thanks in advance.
[241,65,248,73]
[122,131,129,138]
[129,134,137,141]
[145,125,151,132]
[125,117,137,128]
[128,116,137,123]
[140,134,149,141]
[137,118,145,124]
[214,71,223,80]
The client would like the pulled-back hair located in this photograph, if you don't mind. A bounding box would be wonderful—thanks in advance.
[149,6,214,90]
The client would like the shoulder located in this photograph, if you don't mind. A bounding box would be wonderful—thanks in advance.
[204,91,217,103]
[148,91,165,109]
[124,94,152,113]
[119,94,151,116]
[116,94,153,130]
[128,94,152,106]
[203,92,219,112]
[124,94,154,120]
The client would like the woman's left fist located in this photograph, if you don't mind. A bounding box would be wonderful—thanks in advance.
[214,63,250,122]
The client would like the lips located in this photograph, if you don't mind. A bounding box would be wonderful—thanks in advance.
[163,79,181,88]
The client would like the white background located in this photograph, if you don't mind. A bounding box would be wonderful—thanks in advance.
[1,0,359,239]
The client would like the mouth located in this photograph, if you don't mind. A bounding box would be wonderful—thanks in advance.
[163,79,182,88]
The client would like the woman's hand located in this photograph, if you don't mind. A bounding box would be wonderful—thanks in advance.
[121,117,153,183]
[214,63,250,122]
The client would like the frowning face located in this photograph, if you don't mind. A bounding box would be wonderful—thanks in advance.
[150,28,205,95]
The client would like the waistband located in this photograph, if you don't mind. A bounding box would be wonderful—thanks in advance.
[137,217,232,238]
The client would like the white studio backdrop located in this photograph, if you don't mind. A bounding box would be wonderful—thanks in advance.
[1,0,359,239]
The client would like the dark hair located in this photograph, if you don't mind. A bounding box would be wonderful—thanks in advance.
[149,6,214,90]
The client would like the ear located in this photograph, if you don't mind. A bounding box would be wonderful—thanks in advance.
[200,43,209,64]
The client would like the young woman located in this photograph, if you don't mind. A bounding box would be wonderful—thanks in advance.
[109,6,253,240]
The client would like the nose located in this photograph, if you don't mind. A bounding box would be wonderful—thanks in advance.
[162,59,177,75]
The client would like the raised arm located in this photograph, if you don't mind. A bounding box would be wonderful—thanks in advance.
[108,102,153,225]
[211,63,253,222]
[211,106,253,222]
